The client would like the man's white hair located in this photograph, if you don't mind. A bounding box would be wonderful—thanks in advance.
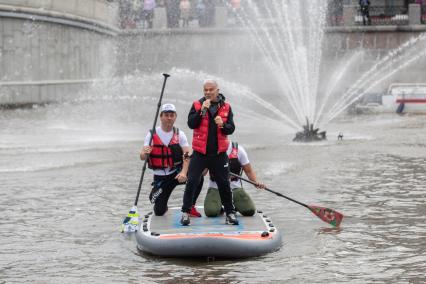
[203,79,218,87]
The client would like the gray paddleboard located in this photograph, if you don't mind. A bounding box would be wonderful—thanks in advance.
[136,207,282,258]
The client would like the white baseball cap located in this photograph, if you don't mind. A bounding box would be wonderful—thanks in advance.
[160,103,176,113]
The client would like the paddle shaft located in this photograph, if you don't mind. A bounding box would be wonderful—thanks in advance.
[229,172,310,209]
[134,73,170,206]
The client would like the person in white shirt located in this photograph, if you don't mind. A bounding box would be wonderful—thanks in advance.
[140,103,202,216]
[204,141,265,217]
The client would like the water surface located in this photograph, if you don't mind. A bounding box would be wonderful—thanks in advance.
[1,96,425,283]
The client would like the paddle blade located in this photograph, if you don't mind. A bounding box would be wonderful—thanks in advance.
[308,205,343,227]
[121,206,140,233]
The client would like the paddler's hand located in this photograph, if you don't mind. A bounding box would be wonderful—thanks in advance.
[255,181,265,189]
[202,99,211,111]
[214,116,224,128]
[175,172,187,183]
[140,146,152,160]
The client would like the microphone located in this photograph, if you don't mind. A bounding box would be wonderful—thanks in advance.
[201,99,210,117]
[201,107,208,117]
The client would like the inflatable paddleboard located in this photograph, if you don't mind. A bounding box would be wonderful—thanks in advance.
[136,207,282,258]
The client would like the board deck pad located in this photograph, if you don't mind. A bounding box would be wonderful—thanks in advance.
[149,207,269,234]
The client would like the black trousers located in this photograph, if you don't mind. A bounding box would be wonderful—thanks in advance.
[182,151,235,214]
[151,171,203,216]
[361,6,370,25]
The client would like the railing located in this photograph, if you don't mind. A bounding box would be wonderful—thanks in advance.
[355,5,408,25]
[422,4,426,24]
[117,2,426,29]
[327,0,344,26]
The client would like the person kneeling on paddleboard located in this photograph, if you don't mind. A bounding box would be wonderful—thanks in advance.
[204,141,265,217]
[140,103,202,217]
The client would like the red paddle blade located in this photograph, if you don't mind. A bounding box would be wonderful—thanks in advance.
[308,205,344,227]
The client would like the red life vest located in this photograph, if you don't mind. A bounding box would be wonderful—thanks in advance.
[211,141,242,182]
[192,100,230,154]
[148,127,183,170]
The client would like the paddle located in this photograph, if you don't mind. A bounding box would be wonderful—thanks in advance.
[121,73,171,233]
[229,172,343,227]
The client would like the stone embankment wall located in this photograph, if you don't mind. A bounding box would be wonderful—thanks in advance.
[1,0,426,106]
[0,0,118,106]
[325,26,426,91]
[117,26,426,96]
